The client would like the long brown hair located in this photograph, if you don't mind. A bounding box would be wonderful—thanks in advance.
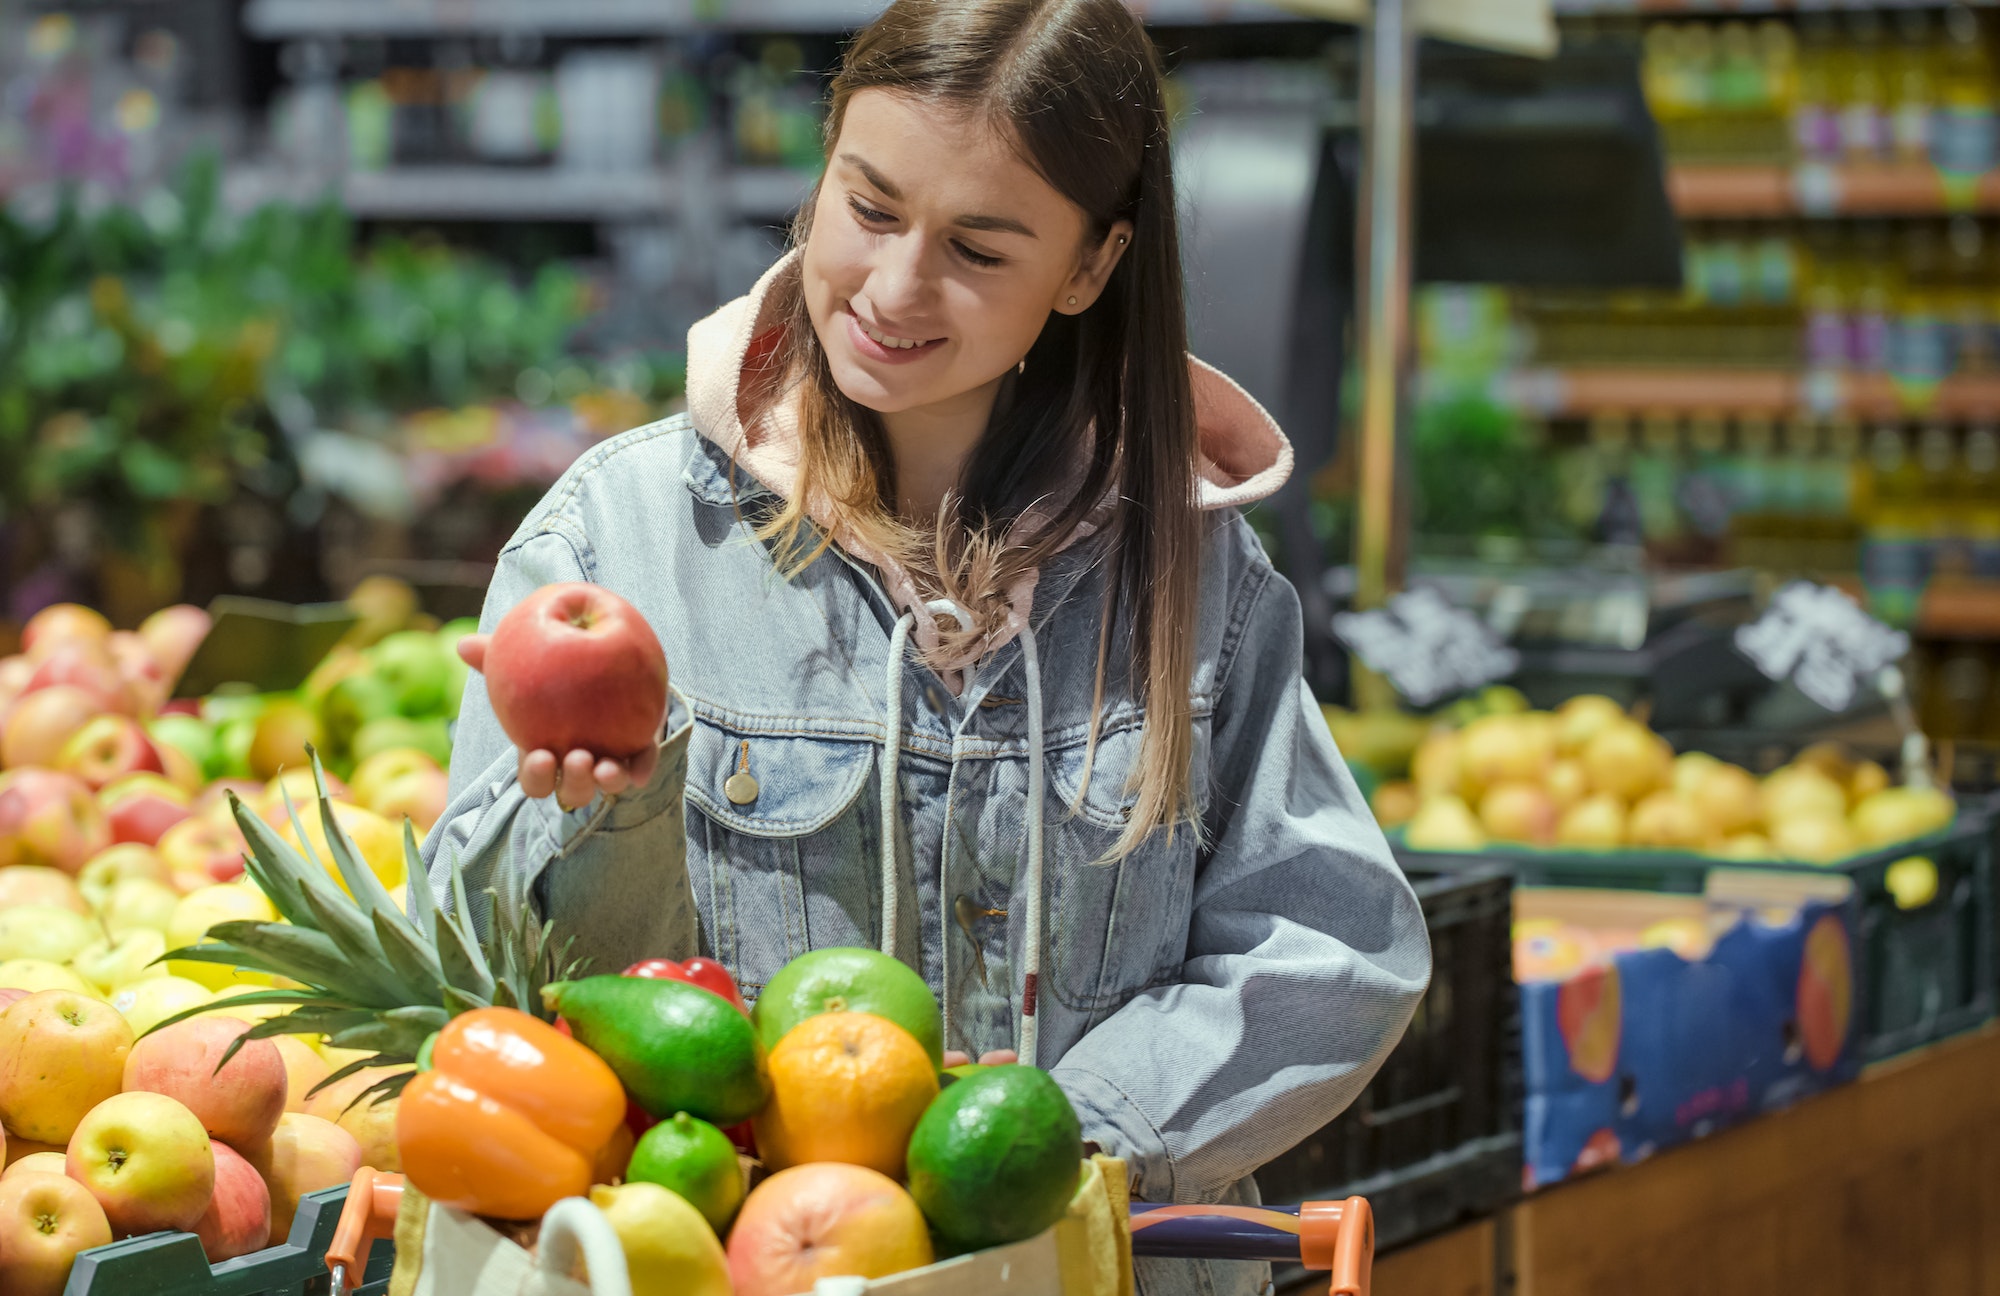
[752,0,1201,857]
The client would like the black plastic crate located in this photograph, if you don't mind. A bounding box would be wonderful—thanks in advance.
[63,1185,395,1296]
[1398,799,1998,1064]
[1257,864,1519,1259]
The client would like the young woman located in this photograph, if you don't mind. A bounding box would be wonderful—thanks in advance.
[427,0,1429,1291]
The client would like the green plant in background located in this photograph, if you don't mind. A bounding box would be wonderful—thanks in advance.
[0,152,685,608]
[1412,392,1572,548]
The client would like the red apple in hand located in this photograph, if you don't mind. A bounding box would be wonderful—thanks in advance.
[484,584,668,761]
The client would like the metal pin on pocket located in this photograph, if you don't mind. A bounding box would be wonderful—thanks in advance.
[953,895,1008,987]
[725,740,760,805]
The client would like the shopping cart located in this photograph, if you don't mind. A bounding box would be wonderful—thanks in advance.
[327,1169,1373,1296]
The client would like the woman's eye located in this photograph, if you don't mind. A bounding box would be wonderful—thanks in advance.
[848,196,893,225]
[954,242,1003,268]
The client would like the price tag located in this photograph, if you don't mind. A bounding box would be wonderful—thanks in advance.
[1733,581,1910,712]
[1332,587,1521,708]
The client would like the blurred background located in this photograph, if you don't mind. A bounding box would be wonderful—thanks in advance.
[7,1,2000,1293]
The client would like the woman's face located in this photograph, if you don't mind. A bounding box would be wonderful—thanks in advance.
[803,89,1129,417]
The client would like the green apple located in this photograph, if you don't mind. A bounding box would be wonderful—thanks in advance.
[0,907,97,965]
[372,631,452,718]
[69,930,169,994]
[146,715,216,779]
[323,673,399,755]
[351,716,452,767]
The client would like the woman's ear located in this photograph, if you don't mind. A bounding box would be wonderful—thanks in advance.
[1055,219,1135,314]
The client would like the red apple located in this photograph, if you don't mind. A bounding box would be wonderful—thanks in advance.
[21,605,111,661]
[192,1141,270,1262]
[243,1113,362,1247]
[0,770,110,874]
[24,645,129,714]
[157,817,248,890]
[368,766,449,834]
[485,583,668,761]
[98,773,191,846]
[0,657,35,717]
[138,605,211,687]
[0,866,88,915]
[122,1017,287,1151]
[0,1152,67,1181]
[0,686,99,770]
[0,990,28,1014]
[67,1091,214,1235]
[107,632,168,718]
[0,1171,113,1296]
[55,716,164,791]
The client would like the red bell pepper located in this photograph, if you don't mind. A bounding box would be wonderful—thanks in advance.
[621,956,750,1016]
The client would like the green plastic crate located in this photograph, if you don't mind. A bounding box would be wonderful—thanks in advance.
[63,1184,395,1296]
[1397,798,1998,1063]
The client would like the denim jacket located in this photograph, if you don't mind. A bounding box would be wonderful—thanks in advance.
[423,259,1430,1296]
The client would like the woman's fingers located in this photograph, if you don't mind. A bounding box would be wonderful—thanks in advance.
[557,749,598,810]
[942,1051,970,1069]
[457,633,489,672]
[594,757,631,796]
[520,749,558,799]
[977,1049,1018,1066]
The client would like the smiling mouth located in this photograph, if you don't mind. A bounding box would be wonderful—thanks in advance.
[854,311,943,350]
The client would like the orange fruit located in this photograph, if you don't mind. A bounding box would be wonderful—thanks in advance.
[752,1012,938,1178]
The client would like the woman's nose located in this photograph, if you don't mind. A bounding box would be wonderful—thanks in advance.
[868,234,935,317]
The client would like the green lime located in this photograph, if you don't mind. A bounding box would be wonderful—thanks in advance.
[752,947,943,1068]
[626,1112,744,1233]
[906,1065,1082,1248]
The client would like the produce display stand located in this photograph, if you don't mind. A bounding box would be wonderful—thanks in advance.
[1257,865,1519,1254]
[62,1185,395,1296]
[324,1171,1377,1296]
[1399,798,1999,1064]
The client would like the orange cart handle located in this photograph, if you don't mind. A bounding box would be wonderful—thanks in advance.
[327,1167,405,1295]
[1300,1196,1374,1296]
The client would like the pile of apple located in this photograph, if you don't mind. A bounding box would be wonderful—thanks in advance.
[0,989,377,1293]
[1379,694,1958,865]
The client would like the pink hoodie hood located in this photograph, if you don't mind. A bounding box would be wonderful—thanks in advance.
[684,251,1293,683]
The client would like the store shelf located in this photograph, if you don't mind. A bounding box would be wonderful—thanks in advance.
[243,0,1307,35]
[1507,366,2000,420]
[1668,161,2000,220]
[1554,0,1994,12]
[226,163,822,222]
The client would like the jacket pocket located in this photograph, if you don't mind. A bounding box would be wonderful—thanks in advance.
[1040,717,1210,1026]
[683,716,879,999]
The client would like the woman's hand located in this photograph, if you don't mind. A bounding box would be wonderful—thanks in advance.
[941,1049,1019,1068]
[458,634,662,810]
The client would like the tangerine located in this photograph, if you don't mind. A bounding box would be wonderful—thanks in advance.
[752,1011,938,1177]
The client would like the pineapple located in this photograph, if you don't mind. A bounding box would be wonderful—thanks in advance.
[154,748,584,1110]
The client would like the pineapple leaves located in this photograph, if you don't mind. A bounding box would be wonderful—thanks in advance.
[403,819,437,934]
[175,922,406,1006]
[326,1018,432,1057]
[308,746,406,923]
[306,1053,416,1108]
[228,794,320,928]
[432,901,496,1004]
[139,988,362,1040]
[373,907,446,1005]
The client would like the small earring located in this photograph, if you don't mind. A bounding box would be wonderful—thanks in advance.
[1117,235,1127,245]
[1017,358,1026,375]
[1067,295,1078,306]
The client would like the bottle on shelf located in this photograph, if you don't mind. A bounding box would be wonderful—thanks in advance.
[1890,222,1952,408]
[1891,9,1939,166]
[1794,14,1842,165]
[1859,423,1932,627]
[1933,5,1998,189]
[1838,10,1892,163]
[1960,422,2000,579]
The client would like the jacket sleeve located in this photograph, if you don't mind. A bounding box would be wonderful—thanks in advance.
[1048,551,1432,1204]
[418,526,700,976]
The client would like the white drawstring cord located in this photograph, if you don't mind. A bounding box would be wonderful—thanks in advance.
[880,612,917,960]
[879,601,976,963]
[1018,622,1047,1067]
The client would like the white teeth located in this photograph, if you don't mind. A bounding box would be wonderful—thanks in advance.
[861,320,927,350]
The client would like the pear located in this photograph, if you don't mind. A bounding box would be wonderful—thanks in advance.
[1850,786,1954,849]
[1556,794,1628,849]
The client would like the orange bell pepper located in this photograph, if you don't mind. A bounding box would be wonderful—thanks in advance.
[396,1006,627,1220]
